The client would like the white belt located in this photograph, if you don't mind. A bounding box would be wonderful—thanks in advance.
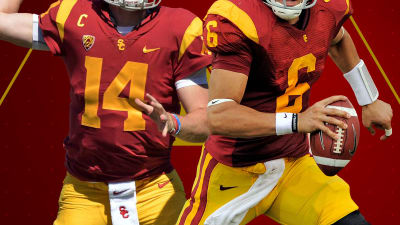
[108,181,140,225]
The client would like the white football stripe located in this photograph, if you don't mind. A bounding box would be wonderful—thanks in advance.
[326,105,358,117]
[313,156,350,167]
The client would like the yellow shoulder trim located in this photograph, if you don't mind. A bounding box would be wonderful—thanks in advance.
[179,17,203,61]
[41,0,61,18]
[206,0,259,44]
[344,0,350,15]
[56,0,78,42]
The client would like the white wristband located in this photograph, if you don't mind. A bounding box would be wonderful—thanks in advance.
[32,14,49,51]
[207,99,235,107]
[344,60,379,106]
[276,113,297,135]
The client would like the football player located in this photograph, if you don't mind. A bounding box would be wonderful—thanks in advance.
[0,0,211,224]
[177,0,393,224]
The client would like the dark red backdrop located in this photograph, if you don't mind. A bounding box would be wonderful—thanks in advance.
[0,0,398,224]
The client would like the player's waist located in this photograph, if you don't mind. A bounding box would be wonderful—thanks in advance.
[65,154,174,182]
[204,134,309,167]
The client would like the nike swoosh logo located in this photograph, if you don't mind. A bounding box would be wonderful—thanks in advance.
[158,179,172,189]
[143,46,160,53]
[113,189,128,196]
[219,185,238,191]
[284,113,287,118]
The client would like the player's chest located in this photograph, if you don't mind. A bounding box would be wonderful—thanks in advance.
[63,13,176,66]
[62,17,177,98]
[257,18,336,89]
[267,20,333,69]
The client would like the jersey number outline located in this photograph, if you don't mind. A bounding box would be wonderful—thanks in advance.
[82,56,147,131]
[206,20,218,48]
[276,53,316,113]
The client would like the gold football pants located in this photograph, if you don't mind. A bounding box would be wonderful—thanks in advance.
[54,170,186,225]
[177,149,358,225]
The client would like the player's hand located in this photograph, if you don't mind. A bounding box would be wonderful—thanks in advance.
[134,93,175,137]
[362,99,393,141]
[298,95,351,140]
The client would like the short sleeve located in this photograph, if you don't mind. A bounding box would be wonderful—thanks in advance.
[173,16,212,82]
[203,14,253,76]
[39,0,64,56]
[331,0,354,38]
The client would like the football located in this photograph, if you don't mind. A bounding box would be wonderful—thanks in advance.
[310,99,360,176]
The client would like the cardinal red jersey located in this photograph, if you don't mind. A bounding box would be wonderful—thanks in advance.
[39,0,211,181]
[204,0,353,167]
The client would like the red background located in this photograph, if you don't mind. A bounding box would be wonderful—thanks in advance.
[0,0,399,224]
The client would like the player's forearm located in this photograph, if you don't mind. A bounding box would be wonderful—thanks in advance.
[0,12,33,48]
[0,0,23,13]
[328,30,360,73]
[207,102,276,138]
[174,108,209,142]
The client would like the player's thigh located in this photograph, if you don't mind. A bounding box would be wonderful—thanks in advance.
[136,169,187,225]
[265,155,358,225]
[54,173,110,225]
[177,149,265,225]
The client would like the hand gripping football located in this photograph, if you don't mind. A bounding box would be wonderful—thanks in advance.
[310,99,360,176]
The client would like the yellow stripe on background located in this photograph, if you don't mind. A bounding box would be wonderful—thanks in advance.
[0,49,33,107]
[350,16,400,105]
[179,17,203,61]
[56,0,78,42]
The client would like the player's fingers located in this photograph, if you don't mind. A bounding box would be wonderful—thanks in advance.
[146,93,161,104]
[162,123,169,137]
[134,98,153,114]
[160,114,168,122]
[380,134,389,141]
[373,123,385,130]
[367,126,376,136]
[322,115,347,129]
[147,96,166,114]
[320,95,348,106]
[322,108,351,119]
[319,124,338,140]
[381,120,392,131]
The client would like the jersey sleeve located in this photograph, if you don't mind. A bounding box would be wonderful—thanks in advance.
[203,14,253,76]
[330,0,354,38]
[39,0,64,56]
[173,15,212,82]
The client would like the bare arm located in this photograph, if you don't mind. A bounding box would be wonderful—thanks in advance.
[174,84,209,142]
[134,77,210,142]
[207,69,276,138]
[0,0,24,13]
[207,69,348,139]
[0,12,33,48]
[329,27,360,73]
[0,0,33,48]
[329,27,393,140]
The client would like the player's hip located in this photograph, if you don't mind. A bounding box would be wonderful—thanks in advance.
[204,134,309,167]
[64,150,174,182]
[55,170,186,225]
[177,149,356,225]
